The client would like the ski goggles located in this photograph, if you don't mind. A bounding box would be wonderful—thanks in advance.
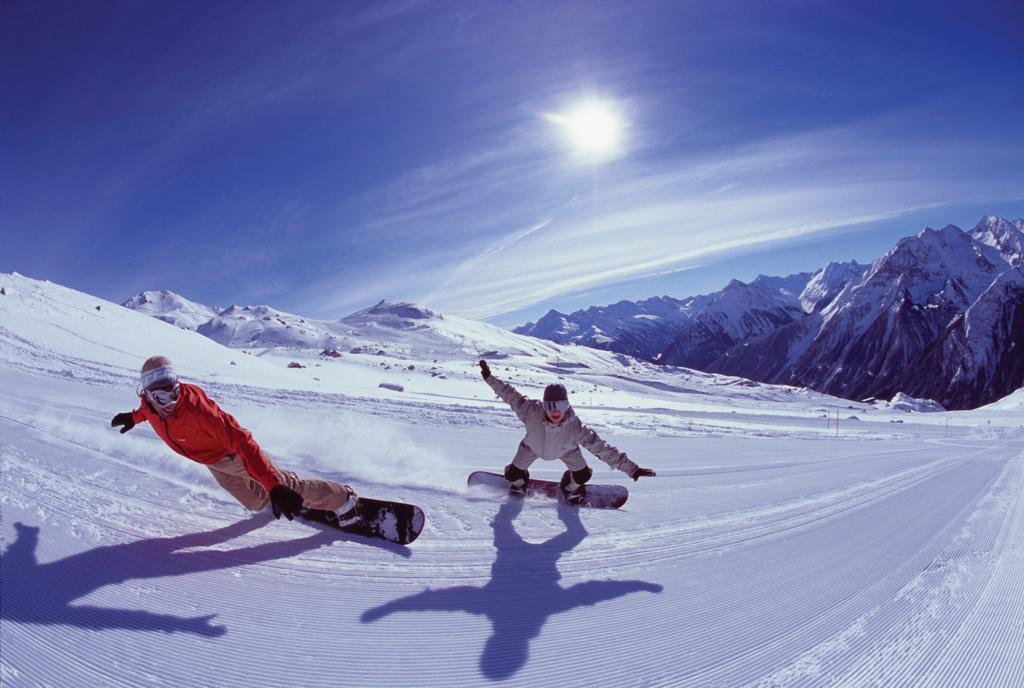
[543,399,570,413]
[145,382,180,409]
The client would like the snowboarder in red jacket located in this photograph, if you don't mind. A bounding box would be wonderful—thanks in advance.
[111,356,357,522]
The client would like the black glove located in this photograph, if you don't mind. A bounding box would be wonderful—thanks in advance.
[479,360,491,380]
[630,466,656,481]
[111,412,135,434]
[269,485,304,521]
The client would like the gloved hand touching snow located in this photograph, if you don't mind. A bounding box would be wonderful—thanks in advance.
[111,412,135,434]
[269,485,304,521]
[630,466,657,481]
[479,360,491,380]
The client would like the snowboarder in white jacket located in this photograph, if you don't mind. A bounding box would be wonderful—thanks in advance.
[479,360,655,503]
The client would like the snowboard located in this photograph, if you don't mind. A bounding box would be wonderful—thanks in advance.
[301,497,425,545]
[467,471,628,509]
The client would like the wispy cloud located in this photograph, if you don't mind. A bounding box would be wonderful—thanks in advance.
[7,2,1022,319]
[317,113,1023,319]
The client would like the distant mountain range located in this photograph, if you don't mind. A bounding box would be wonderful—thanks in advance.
[515,216,1024,410]
[123,216,1022,411]
[122,293,456,353]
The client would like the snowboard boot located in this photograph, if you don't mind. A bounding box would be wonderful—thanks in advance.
[334,489,360,526]
[503,463,530,498]
[559,466,593,505]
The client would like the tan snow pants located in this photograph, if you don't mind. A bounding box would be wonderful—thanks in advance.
[207,454,355,513]
[510,440,589,472]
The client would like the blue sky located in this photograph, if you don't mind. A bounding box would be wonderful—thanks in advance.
[3,0,1022,327]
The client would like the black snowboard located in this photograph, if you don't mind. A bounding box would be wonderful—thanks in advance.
[467,471,628,509]
[302,497,425,545]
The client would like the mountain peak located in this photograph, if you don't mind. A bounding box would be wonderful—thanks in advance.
[123,290,220,330]
[970,214,1024,267]
[360,300,437,320]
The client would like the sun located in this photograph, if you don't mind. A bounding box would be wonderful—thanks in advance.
[546,100,624,159]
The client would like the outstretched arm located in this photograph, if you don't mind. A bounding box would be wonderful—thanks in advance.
[480,360,532,421]
[111,400,151,434]
[575,422,656,480]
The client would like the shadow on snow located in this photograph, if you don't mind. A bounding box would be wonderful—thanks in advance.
[0,511,404,637]
[361,499,663,681]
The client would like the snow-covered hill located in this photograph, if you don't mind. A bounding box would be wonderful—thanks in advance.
[2,271,1023,687]
[4,272,858,428]
[123,290,221,330]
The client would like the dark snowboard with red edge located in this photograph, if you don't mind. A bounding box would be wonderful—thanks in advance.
[467,471,628,509]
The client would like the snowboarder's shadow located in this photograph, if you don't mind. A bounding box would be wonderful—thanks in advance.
[361,499,663,681]
[0,512,385,637]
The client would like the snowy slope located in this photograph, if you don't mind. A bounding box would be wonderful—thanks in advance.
[3,272,1024,688]
[978,386,1024,410]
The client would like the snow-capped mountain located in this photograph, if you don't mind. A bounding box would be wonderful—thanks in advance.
[129,294,572,363]
[119,216,1021,411]
[971,215,1024,267]
[711,217,1024,409]
[710,313,825,383]
[122,290,221,330]
[657,274,811,369]
[798,261,868,313]
[518,215,1022,410]
[780,223,1013,405]
[899,267,1024,408]
[513,295,712,360]
[514,273,815,366]
[198,304,340,348]
[4,270,853,424]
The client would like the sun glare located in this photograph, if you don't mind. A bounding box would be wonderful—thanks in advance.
[546,100,624,159]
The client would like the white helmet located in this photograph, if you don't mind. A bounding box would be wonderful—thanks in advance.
[139,355,180,411]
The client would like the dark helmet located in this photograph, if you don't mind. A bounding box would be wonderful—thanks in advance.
[543,384,568,402]
[543,384,570,413]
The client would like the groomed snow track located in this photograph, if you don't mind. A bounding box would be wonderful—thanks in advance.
[3,383,1022,686]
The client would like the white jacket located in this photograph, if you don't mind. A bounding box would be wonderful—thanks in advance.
[487,376,637,475]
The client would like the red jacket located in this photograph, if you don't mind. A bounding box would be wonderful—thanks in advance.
[132,383,282,492]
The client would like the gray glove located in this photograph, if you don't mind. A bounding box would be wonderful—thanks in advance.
[479,360,491,380]
[630,466,656,481]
